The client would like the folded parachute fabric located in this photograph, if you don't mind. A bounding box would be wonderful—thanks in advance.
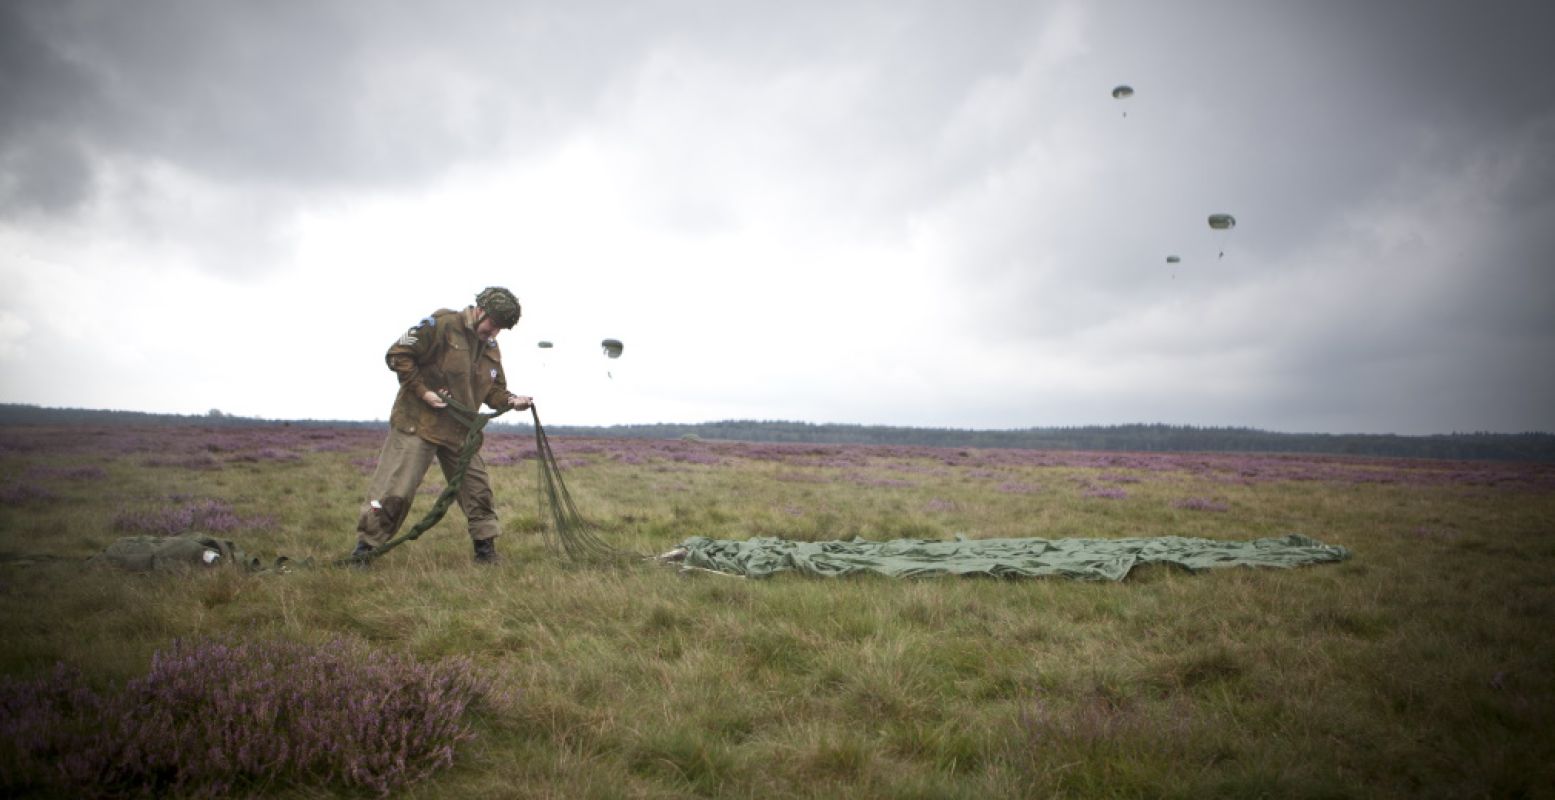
[87,534,300,574]
[668,534,1350,580]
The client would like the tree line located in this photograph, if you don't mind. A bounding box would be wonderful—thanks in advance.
[2,405,1550,462]
[539,419,1555,461]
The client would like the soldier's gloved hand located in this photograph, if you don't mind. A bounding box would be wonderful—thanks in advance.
[422,390,449,409]
[507,395,533,411]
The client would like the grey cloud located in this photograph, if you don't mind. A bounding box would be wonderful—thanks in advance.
[0,136,94,216]
[0,0,662,277]
[1314,1,1555,133]
[7,0,1550,224]
[13,1,482,191]
[591,1,1068,242]
[0,0,643,216]
[0,1,103,214]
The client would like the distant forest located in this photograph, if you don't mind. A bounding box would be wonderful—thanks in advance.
[3,404,1552,462]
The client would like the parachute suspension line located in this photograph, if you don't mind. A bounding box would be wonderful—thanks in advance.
[339,398,508,567]
[531,405,626,562]
[338,396,628,567]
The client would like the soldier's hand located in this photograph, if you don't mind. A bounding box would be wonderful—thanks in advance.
[508,395,533,411]
[422,390,449,409]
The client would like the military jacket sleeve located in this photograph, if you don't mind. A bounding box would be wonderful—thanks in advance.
[385,313,443,400]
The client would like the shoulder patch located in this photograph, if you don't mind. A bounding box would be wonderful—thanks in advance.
[396,315,437,347]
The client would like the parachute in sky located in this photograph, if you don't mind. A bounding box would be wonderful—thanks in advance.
[1207,213,1237,258]
[1166,255,1181,264]
[600,338,624,380]
[1111,85,1133,116]
[537,340,553,349]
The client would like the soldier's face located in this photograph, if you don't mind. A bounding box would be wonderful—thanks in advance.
[475,314,504,341]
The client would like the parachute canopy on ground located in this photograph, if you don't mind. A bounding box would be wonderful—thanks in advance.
[1207,213,1237,230]
[537,341,553,349]
[601,339,624,359]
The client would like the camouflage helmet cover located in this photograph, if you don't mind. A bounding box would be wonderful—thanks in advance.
[475,286,522,329]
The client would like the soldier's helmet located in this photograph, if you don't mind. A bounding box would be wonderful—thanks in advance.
[475,287,522,329]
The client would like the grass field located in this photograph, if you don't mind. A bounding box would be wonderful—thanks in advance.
[1,422,1553,798]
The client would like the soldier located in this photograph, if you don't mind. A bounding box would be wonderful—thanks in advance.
[352,287,533,564]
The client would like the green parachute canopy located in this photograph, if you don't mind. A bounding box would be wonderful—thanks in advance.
[1112,85,1134,117]
[664,533,1350,580]
[1207,213,1237,258]
[537,340,553,349]
[601,338,624,359]
[1166,255,1181,264]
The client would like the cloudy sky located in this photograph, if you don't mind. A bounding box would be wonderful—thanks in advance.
[2,0,1552,434]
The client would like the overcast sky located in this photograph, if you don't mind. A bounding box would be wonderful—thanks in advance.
[2,0,1552,434]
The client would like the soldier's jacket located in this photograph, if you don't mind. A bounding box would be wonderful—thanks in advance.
[386,308,512,448]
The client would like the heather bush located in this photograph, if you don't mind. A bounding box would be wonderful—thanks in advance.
[1172,497,1230,512]
[225,447,301,464]
[141,454,224,470]
[0,481,56,505]
[21,465,109,481]
[0,637,498,798]
[111,498,271,536]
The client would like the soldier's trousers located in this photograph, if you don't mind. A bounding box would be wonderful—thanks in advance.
[354,428,501,547]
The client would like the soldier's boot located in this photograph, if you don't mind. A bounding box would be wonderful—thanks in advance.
[348,540,374,567]
[473,537,499,564]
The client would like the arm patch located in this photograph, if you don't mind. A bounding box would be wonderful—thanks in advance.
[397,316,437,348]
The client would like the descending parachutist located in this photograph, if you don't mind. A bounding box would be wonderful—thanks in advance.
[1208,213,1236,261]
[601,339,623,379]
[1112,84,1133,117]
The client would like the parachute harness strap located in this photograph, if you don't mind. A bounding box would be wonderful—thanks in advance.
[339,397,507,567]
